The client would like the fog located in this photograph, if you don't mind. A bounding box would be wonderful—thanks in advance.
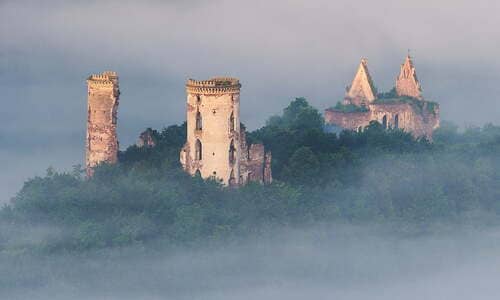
[2,2,500,298]
[1,224,500,299]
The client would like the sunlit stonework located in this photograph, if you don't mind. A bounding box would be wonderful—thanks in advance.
[180,77,272,186]
[396,55,423,99]
[325,56,439,139]
[86,71,120,176]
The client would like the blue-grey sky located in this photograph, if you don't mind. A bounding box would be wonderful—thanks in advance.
[1,0,500,203]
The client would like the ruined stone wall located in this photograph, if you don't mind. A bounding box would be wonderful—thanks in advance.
[326,55,439,139]
[137,128,157,148]
[263,152,272,184]
[239,141,273,185]
[86,71,119,176]
[180,77,272,186]
[325,101,440,139]
[370,102,439,138]
[324,109,371,132]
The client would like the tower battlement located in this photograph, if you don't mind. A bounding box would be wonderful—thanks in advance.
[87,71,119,87]
[86,71,120,176]
[186,77,241,94]
[180,76,271,186]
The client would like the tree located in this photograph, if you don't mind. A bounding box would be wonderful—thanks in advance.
[282,147,321,186]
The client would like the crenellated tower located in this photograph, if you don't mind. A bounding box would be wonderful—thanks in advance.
[180,77,272,186]
[180,77,242,185]
[396,54,422,99]
[86,71,120,176]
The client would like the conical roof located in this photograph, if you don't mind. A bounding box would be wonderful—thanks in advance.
[345,58,377,106]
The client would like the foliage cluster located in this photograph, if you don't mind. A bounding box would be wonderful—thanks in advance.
[2,99,500,253]
[374,96,438,115]
[330,101,369,113]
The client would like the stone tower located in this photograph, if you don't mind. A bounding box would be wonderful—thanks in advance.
[396,55,422,99]
[180,77,242,185]
[86,71,120,176]
[180,77,272,186]
[344,58,377,107]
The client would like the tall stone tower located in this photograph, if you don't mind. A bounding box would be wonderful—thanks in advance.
[86,71,120,176]
[180,77,242,185]
[344,58,377,107]
[396,55,422,99]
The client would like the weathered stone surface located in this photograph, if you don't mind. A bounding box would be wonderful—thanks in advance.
[325,56,440,139]
[180,77,271,186]
[137,128,157,148]
[263,151,272,184]
[243,144,265,183]
[238,130,272,185]
[344,58,377,107]
[396,55,422,99]
[86,71,119,176]
[325,101,439,139]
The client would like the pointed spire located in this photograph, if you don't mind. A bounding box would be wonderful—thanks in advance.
[345,58,377,106]
[396,54,422,99]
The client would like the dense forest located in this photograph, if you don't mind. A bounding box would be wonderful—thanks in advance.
[2,98,500,253]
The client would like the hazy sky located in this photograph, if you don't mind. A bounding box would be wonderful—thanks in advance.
[1,0,500,202]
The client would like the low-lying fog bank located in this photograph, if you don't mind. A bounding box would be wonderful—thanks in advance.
[2,224,500,300]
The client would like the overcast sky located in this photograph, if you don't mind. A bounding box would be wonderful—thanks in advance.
[1,0,500,202]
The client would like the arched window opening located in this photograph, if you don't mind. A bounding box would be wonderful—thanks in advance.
[394,114,399,129]
[196,111,202,130]
[229,169,236,186]
[195,139,202,161]
[196,95,201,103]
[229,140,236,164]
[382,115,387,129]
[229,111,235,132]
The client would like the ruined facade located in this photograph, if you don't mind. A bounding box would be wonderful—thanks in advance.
[325,56,440,139]
[137,128,157,148]
[180,77,271,186]
[86,71,120,176]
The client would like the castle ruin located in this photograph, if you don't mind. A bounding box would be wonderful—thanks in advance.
[84,56,439,181]
[86,71,120,176]
[180,77,272,186]
[325,56,439,139]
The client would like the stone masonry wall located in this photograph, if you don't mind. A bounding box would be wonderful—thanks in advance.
[239,139,272,185]
[180,77,272,186]
[325,101,440,139]
[86,71,119,176]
